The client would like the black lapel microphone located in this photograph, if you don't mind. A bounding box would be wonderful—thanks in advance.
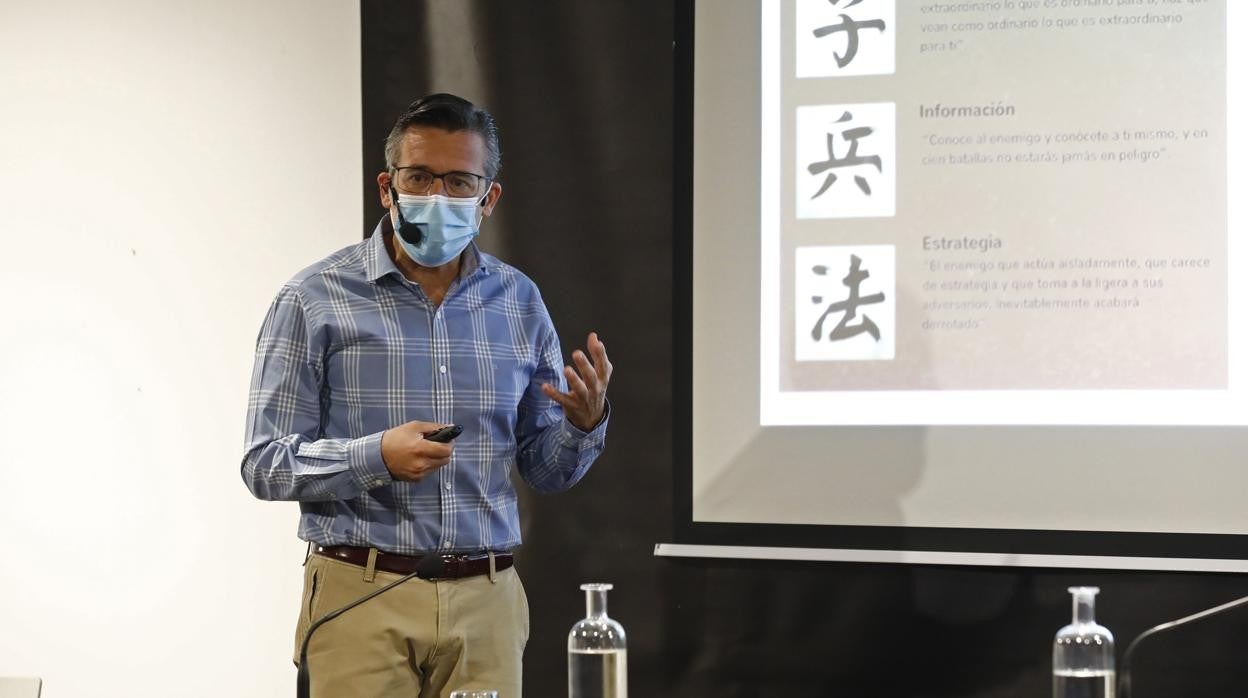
[390,184,423,246]
[296,554,446,698]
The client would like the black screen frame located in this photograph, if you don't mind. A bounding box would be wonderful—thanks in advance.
[671,0,1248,566]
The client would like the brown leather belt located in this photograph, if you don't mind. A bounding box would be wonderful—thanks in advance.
[314,545,513,580]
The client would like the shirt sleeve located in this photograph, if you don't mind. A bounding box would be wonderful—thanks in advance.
[240,285,392,502]
[513,316,610,493]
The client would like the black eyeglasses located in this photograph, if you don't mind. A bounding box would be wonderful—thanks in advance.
[390,166,489,198]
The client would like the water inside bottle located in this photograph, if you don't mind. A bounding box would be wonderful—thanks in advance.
[1053,669,1113,698]
[569,648,627,698]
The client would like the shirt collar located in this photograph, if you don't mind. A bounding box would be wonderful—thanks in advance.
[365,217,402,283]
[365,215,490,284]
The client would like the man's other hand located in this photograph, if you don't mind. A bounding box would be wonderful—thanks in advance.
[542,331,612,432]
[380,421,455,481]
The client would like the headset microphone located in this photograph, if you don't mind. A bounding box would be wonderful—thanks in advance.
[389,184,423,245]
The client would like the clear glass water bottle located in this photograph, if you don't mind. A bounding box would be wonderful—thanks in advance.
[568,583,627,698]
[1053,586,1115,698]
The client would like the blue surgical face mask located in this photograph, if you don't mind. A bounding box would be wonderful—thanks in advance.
[390,191,483,268]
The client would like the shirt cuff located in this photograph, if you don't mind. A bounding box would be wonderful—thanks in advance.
[348,431,391,490]
[563,400,611,451]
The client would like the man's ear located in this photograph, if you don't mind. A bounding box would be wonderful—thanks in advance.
[481,180,503,217]
[377,171,393,208]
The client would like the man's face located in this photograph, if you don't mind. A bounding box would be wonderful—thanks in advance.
[376,126,502,215]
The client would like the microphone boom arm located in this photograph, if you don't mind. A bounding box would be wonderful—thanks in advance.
[1118,592,1248,698]
[296,568,424,698]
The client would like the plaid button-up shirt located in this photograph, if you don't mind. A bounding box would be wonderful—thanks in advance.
[242,225,608,554]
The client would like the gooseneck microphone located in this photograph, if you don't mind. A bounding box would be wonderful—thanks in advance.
[1118,592,1248,698]
[296,554,445,698]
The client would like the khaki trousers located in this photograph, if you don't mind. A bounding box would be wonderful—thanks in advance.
[293,552,529,697]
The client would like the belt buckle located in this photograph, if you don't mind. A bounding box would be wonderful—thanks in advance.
[439,554,467,580]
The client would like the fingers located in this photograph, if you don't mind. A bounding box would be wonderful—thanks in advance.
[564,368,592,415]
[381,418,468,482]
[542,383,587,425]
[423,456,452,471]
[542,382,575,408]
[414,438,454,459]
[570,351,597,394]
[541,331,612,411]
[403,420,446,434]
[588,332,612,384]
[381,430,453,482]
[404,440,453,481]
[571,331,611,393]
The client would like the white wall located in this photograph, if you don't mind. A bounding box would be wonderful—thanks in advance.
[0,2,361,695]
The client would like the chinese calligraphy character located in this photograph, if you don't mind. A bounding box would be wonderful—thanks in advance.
[807,110,882,199]
[809,255,885,342]
[812,2,887,69]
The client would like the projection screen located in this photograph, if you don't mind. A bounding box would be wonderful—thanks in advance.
[662,0,1248,570]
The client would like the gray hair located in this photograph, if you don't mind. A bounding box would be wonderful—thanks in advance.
[383,93,502,179]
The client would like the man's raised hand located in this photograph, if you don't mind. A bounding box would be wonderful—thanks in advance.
[542,331,612,432]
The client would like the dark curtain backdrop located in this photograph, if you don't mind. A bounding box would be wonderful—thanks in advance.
[360,2,1248,696]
